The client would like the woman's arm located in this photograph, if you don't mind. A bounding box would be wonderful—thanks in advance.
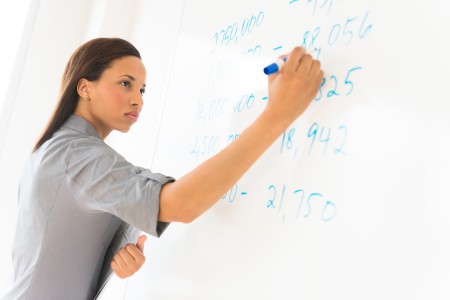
[159,46,323,223]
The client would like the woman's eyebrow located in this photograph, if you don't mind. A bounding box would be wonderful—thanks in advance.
[121,74,136,81]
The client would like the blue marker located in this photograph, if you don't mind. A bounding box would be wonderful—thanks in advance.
[263,58,286,75]
[263,48,317,75]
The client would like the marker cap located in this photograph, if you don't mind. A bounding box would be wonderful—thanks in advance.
[263,63,279,75]
[263,58,287,75]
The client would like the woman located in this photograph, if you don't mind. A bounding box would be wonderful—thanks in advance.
[2,37,323,300]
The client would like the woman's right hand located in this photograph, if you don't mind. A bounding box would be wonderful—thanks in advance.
[264,46,323,126]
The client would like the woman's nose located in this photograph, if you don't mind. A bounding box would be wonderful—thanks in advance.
[131,92,144,108]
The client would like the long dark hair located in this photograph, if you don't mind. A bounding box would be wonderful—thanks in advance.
[33,37,141,151]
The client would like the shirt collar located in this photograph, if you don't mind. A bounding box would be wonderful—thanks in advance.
[61,115,101,139]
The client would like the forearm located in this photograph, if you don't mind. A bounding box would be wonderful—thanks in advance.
[158,46,323,223]
[159,111,290,223]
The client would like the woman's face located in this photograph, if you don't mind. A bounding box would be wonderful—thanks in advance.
[77,55,147,139]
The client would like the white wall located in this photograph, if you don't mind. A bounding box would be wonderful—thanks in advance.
[0,0,32,129]
[0,1,183,298]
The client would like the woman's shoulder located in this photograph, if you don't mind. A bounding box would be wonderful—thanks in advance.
[36,126,123,174]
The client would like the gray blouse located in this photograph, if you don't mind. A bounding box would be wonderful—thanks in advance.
[2,115,174,300]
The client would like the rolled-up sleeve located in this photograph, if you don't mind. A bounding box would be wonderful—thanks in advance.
[65,137,174,237]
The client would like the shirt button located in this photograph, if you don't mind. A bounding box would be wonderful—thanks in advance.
[135,169,142,174]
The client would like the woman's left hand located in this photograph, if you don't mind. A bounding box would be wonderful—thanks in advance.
[111,235,147,279]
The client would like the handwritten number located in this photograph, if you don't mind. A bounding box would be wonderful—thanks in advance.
[359,11,373,39]
[343,17,357,45]
[344,67,362,95]
[322,201,338,222]
[334,125,348,155]
[304,193,323,218]
[314,77,326,101]
[294,189,305,218]
[267,186,337,222]
[267,185,276,208]
[328,24,340,45]
[327,75,339,97]
[307,122,319,154]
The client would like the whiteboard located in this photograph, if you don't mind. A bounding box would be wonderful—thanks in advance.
[125,1,450,299]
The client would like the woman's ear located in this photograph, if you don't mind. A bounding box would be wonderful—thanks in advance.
[77,78,90,101]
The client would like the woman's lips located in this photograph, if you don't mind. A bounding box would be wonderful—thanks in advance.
[125,111,139,122]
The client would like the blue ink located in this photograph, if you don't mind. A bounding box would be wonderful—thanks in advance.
[307,122,348,157]
[294,189,305,218]
[223,184,238,203]
[343,17,357,45]
[325,11,372,46]
[314,78,326,101]
[280,128,296,154]
[314,66,363,101]
[359,11,373,39]
[190,135,221,161]
[242,45,262,57]
[211,11,265,52]
[333,125,348,155]
[318,127,331,157]
[234,93,255,112]
[328,23,341,45]
[327,75,339,97]
[273,45,283,50]
[344,66,362,95]
[307,122,318,155]
[304,192,323,218]
[227,133,239,144]
[301,27,320,50]
[267,185,277,208]
[322,201,337,222]
[268,185,337,222]
[278,185,286,213]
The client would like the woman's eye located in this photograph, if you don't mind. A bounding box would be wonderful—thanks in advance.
[140,88,146,95]
[121,81,131,88]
